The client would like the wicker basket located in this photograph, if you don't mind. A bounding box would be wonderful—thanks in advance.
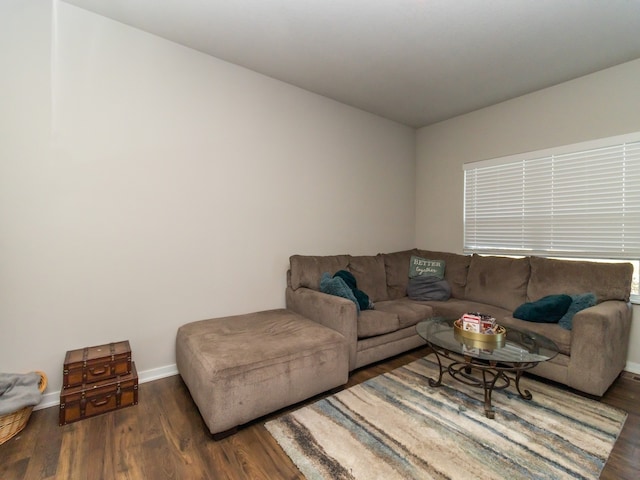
[0,371,47,445]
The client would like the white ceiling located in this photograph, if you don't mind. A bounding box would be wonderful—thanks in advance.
[62,0,640,128]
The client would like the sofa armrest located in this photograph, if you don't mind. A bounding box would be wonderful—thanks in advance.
[286,286,358,370]
[567,300,632,396]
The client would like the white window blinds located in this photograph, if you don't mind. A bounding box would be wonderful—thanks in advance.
[463,133,640,259]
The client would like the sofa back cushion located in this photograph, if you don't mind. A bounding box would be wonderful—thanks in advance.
[289,254,350,291]
[383,250,417,300]
[348,255,389,302]
[527,256,633,302]
[464,254,530,311]
[415,249,471,299]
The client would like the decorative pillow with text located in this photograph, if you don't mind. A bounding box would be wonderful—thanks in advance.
[409,255,445,279]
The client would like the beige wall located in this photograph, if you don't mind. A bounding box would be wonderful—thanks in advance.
[4,1,638,405]
[0,1,416,400]
[416,58,640,372]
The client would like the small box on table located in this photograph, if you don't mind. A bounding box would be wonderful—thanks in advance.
[461,313,481,333]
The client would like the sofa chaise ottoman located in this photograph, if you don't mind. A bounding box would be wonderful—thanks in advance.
[176,308,349,438]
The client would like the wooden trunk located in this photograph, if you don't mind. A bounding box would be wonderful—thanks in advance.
[63,340,132,388]
[59,363,138,426]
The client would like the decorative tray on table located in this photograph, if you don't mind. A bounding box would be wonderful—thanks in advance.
[453,313,506,348]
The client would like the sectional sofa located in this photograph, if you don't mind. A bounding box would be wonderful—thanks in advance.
[286,249,633,396]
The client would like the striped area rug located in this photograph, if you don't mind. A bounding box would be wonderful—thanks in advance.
[265,357,626,480]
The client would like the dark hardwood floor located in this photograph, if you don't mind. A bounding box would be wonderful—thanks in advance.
[1,346,639,479]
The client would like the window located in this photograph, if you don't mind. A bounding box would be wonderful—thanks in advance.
[463,132,640,301]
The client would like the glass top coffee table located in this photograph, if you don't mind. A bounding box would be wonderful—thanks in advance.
[416,317,559,419]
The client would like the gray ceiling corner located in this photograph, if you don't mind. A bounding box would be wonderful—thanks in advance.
[61,0,640,128]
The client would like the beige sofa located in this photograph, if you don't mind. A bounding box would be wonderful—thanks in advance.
[286,249,633,396]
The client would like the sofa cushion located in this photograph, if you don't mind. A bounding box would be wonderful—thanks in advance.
[464,254,530,311]
[348,255,389,302]
[527,256,633,302]
[500,316,571,356]
[357,310,400,339]
[383,250,417,300]
[374,299,433,328]
[320,272,360,311]
[289,254,350,290]
[558,292,597,330]
[513,294,573,323]
[415,250,471,299]
[407,275,451,301]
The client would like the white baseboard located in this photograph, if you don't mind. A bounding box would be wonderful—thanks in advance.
[33,360,640,411]
[35,363,179,411]
[625,361,640,375]
[138,363,179,384]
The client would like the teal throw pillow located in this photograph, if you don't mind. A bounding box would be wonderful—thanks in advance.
[409,255,445,279]
[333,270,373,310]
[558,292,597,330]
[320,272,360,312]
[513,294,572,323]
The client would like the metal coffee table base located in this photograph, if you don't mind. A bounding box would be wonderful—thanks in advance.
[427,346,538,419]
